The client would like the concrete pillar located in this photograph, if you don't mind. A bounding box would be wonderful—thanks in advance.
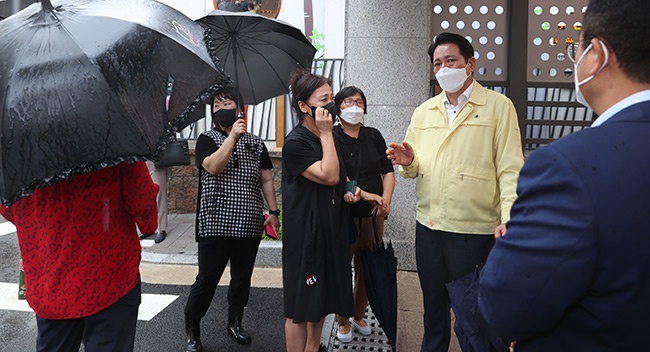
[345,0,432,270]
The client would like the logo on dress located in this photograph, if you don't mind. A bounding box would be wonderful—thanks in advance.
[305,273,318,286]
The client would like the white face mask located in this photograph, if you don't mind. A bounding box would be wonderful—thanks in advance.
[340,106,364,125]
[574,40,609,111]
[435,65,469,93]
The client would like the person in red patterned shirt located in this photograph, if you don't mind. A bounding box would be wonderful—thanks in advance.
[0,161,159,352]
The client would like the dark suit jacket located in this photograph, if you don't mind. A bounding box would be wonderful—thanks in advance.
[478,100,650,351]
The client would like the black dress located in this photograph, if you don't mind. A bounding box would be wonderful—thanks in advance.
[333,125,395,218]
[281,125,354,323]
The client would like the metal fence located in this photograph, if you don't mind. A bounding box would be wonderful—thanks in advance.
[178,58,344,146]
[182,53,591,152]
[446,84,595,151]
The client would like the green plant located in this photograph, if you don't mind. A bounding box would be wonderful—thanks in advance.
[310,28,325,60]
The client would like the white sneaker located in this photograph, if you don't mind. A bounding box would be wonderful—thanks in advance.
[336,327,353,343]
[352,319,372,336]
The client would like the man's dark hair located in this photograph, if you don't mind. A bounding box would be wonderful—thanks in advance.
[582,0,650,83]
[428,32,475,63]
[288,70,332,123]
[334,86,367,114]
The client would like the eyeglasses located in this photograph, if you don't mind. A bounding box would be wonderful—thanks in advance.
[566,38,593,63]
[343,99,364,107]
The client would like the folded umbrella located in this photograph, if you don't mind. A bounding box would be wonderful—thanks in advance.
[360,211,398,350]
[446,267,509,352]
[0,0,229,205]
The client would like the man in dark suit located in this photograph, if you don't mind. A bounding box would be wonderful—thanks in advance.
[478,0,650,351]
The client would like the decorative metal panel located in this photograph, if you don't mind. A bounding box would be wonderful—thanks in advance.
[527,1,589,82]
[431,1,509,82]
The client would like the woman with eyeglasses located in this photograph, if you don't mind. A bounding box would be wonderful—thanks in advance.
[332,86,395,343]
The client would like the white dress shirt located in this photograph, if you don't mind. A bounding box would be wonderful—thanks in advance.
[443,82,475,127]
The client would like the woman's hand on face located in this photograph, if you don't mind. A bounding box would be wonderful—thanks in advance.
[314,107,333,133]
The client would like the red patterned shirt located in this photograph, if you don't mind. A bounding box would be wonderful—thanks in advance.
[0,162,159,319]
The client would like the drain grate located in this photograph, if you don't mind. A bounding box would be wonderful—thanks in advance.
[326,307,393,352]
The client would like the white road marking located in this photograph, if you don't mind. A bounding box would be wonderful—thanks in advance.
[0,283,178,321]
[140,239,156,248]
[0,221,16,237]
[138,293,179,321]
[0,283,31,312]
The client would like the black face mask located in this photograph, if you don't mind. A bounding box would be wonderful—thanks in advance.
[214,108,238,128]
[310,101,338,120]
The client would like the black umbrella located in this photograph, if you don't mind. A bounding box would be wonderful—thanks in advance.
[0,0,229,206]
[446,267,510,352]
[178,9,316,129]
[360,211,398,350]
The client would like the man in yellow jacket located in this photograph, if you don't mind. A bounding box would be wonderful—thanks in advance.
[387,32,524,352]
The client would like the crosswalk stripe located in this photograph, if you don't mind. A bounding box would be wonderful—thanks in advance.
[0,221,16,237]
[139,293,179,321]
[0,283,178,321]
[0,283,31,312]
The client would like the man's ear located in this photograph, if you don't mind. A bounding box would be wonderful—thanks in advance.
[588,39,610,76]
[467,57,477,75]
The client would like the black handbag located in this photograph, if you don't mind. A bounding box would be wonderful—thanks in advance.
[155,75,191,168]
[155,138,190,168]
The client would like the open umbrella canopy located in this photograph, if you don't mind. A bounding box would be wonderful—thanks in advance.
[196,10,316,105]
[174,9,316,130]
[0,0,229,206]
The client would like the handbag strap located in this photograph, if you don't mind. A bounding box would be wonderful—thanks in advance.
[164,75,178,142]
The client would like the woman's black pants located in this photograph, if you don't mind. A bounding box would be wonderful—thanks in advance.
[184,236,261,320]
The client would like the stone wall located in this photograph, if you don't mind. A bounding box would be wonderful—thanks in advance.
[167,155,199,213]
[167,146,283,213]
[342,0,433,271]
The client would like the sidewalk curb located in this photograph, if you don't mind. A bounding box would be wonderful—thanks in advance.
[141,240,283,267]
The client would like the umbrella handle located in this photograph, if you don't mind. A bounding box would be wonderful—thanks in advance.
[165,75,174,112]
[371,210,381,246]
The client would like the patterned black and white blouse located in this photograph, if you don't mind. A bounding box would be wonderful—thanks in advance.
[194,129,273,238]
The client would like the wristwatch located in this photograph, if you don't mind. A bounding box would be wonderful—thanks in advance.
[269,209,280,216]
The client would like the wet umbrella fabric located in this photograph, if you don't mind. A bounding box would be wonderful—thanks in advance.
[446,267,509,352]
[181,9,316,129]
[360,211,398,350]
[0,0,228,205]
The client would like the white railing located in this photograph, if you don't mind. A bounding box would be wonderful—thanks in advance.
[178,58,345,148]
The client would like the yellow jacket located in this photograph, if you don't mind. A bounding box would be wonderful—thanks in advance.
[399,81,524,234]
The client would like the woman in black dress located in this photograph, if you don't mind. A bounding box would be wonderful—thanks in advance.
[282,71,354,352]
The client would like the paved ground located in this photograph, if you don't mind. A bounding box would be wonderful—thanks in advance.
[1,214,461,351]
[140,214,462,352]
